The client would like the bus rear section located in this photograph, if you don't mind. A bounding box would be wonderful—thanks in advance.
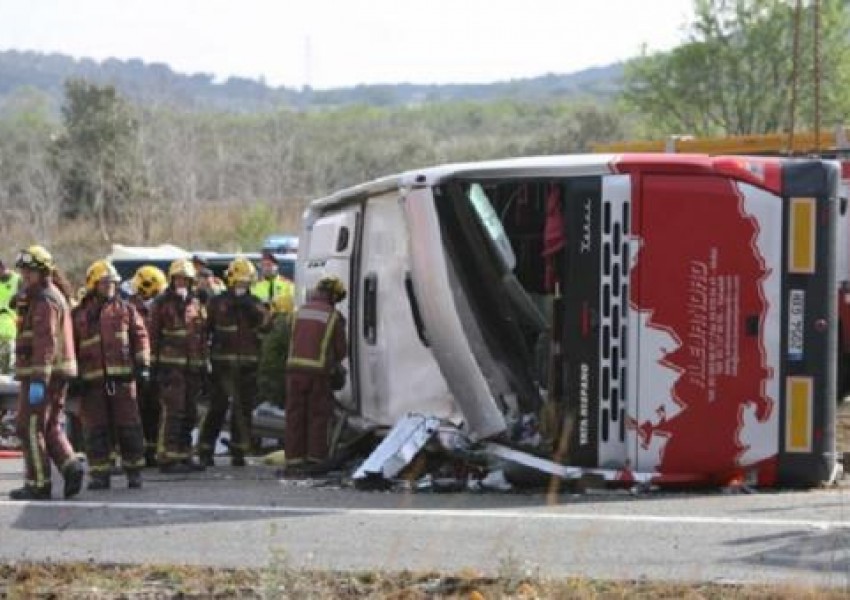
[610,156,839,486]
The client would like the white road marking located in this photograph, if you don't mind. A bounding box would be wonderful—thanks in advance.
[0,499,847,530]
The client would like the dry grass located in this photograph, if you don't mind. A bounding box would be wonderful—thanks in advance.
[0,562,846,599]
[0,200,305,283]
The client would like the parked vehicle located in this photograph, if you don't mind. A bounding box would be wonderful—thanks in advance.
[108,245,296,283]
[298,153,843,487]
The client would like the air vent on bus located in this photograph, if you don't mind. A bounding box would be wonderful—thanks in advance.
[600,197,630,443]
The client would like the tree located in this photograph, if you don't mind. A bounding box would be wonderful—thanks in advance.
[0,87,62,243]
[621,0,850,136]
[51,79,151,240]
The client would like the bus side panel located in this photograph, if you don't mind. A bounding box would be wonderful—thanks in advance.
[631,174,781,481]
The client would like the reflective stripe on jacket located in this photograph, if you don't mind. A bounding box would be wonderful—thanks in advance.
[14,282,77,381]
[207,292,267,364]
[285,300,347,375]
[72,294,150,381]
[149,289,208,369]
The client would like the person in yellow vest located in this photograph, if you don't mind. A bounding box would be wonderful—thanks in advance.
[0,259,21,374]
[250,251,294,309]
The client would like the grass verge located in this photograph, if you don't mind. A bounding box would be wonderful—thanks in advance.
[0,562,846,599]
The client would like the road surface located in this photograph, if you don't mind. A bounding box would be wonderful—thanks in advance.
[1,457,849,587]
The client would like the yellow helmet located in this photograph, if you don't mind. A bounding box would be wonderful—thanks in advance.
[224,256,257,288]
[270,292,294,315]
[316,275,346,303]
[131,265,167,299]
[85,259,121,292]
[167,258,196,282]
[15,245,54,272]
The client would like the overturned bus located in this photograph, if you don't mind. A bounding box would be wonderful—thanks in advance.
[296,154,844,488]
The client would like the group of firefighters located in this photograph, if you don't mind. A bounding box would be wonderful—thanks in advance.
[0,244,348,501]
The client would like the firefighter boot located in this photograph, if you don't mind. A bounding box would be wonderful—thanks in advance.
[144,448,158,468]
[198,450,215,468]
[182,458,206,472]
[63,460,85,499]
[88,472,111,491]
[126,469,143,490]
[9,484,52,501]
[231,451,246,468]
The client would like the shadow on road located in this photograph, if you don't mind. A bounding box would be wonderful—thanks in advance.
[9,501,326,532]
[727,528,850,579]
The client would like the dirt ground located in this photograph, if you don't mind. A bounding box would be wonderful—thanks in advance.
[0,563,846,599]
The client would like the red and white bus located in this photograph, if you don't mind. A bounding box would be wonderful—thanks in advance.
[297,153,843,487]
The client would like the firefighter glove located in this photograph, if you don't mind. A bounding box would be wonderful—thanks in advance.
[28,381,46,406]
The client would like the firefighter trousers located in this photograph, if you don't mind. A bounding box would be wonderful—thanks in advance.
[80,379,145,475]
[156,367,202,465]
[198,364,257,458]
[285,373,333,465]
[15,378,76,489]
[138,379,160,459]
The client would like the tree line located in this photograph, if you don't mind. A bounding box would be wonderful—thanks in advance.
[0,0,848,263]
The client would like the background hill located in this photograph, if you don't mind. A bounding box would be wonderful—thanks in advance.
[0,49,623,113]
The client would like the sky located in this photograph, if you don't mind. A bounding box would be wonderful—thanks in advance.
[0,0,695,89]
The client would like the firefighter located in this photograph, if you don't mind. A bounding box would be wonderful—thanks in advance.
[150,258,208,473]
[197,257,267,467]
[284,275,347,475]
[9,245,84,500]
[250,250,294,309]
[192,255,225,305]
[0,259,21,374]
[73,260,149,490]
[257,292,294,409]
[128,265,167,467]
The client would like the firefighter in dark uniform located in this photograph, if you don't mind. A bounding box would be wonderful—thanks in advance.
[128,264,167,467]
[197,256,267,467]
[10,245,84,500]
[73,260,150,490]
[150,258,208,473]
[284,275,347,475]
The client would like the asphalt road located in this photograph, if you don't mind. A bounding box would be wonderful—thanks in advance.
[1,457,849,587]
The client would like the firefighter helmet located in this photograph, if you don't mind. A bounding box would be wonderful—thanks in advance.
[85,259,121,292]
[15,245,54,272]
[167,258,196,281]
[270,292,294,315]
[131,265,167,299]
[316,275,346,303]
[224,256,257,288]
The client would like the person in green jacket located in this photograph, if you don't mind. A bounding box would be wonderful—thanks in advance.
[257,292,293,409]
[0,259,21,374]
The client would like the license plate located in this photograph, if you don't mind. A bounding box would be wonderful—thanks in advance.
[788,290,805,361]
